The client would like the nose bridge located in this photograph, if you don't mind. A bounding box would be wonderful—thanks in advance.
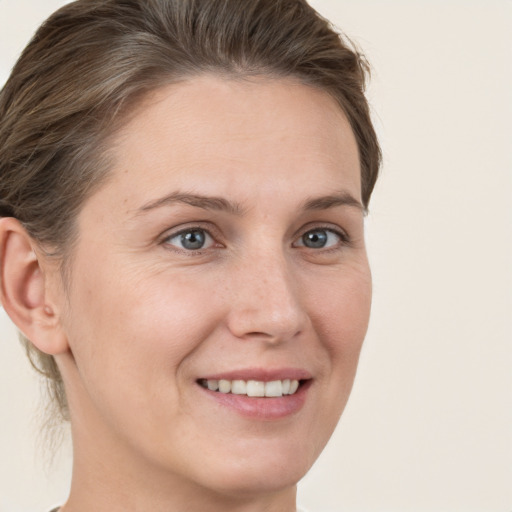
[227,246,307,342]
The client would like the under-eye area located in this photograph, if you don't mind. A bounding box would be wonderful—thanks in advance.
[198,379,310,397]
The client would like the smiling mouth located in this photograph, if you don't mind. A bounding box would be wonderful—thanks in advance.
[198,378,305,398]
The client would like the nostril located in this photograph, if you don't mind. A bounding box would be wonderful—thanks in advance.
[238,329,303,344]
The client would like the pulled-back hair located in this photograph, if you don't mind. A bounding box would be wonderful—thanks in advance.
[0,0,381,422]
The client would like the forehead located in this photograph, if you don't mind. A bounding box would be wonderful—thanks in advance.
[96,75,361,213]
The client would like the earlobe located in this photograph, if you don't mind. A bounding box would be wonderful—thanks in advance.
[0,217,68,355]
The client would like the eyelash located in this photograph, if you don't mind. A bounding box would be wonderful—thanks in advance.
[161,224,351,255]
[161,225,220,254]
[293,225,350,251]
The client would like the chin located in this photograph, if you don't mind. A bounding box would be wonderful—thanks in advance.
[185,435,321,498]
[202,464,305,499]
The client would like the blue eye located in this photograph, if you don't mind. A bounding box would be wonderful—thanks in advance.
[166,229,214,251]
[296,228,343,249]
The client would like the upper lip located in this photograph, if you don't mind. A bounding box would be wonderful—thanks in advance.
[199,367,312,382]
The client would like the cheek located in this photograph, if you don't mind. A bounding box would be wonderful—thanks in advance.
[59,264,229,454]
[294,261,371,457]
[63,260,224,398]
[308,260,372,367]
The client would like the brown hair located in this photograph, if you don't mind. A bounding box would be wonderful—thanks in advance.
[0,0,381,422]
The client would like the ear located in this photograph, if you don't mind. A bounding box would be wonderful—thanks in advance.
[0,217,68,355]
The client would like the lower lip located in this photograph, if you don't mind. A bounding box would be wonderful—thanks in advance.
[198,381,312,420]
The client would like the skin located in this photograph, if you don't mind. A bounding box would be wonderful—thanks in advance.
[3,76,372,512]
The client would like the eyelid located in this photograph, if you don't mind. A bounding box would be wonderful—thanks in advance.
[160,223,223,253]
[293,223,350,245]
[292,224,351,252]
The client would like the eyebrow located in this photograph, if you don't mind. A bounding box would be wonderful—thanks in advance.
[134,190,364,217]
[136,192,245,216]
[302,192,365,213]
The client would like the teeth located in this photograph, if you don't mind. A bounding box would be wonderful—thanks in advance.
[247,380,265,397]
[218,379,231,393]
[289,379,299,395]
[231,380,247,395]
[265,380,283,397]
[201,378,301,397]
[207,379,219,391]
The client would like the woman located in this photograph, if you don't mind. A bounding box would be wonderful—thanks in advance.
[0,1,380,511]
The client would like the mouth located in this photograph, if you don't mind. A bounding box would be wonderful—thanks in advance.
[198,378,305,398]
[195,371,312,419]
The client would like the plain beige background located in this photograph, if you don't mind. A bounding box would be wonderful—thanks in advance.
[1,1,511,511]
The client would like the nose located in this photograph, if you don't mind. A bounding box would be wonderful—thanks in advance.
[225,252,309,344]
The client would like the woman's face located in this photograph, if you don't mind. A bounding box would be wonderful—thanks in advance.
[56,76,371,498]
